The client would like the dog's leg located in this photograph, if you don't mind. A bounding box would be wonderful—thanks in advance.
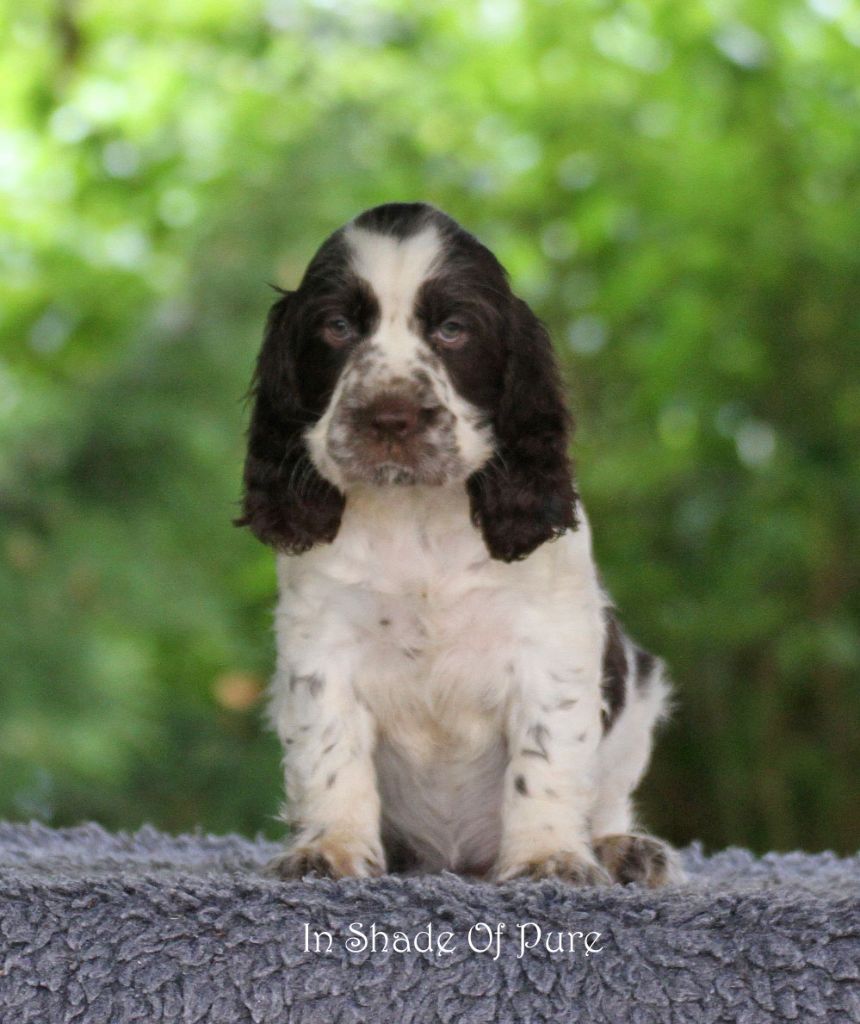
[494,662,611,886]
[266,665,385,880]
[590,663,682,887]
[589,663,683,888]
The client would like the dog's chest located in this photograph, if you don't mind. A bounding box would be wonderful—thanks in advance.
[355,575,512,749]
[286,490,528,757]
[351,536,522,752]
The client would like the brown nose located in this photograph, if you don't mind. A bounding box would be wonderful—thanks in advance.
[370,396,419,437]
[359,395,438,439]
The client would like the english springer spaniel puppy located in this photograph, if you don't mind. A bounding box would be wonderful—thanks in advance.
[238,202,678,887]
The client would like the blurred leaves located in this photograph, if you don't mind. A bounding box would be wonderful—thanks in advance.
[1,0,858,851]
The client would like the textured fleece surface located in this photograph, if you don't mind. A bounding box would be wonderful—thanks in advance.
[0,823,858,1024]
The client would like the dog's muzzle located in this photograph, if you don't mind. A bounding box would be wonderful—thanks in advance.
[326,381,462,486]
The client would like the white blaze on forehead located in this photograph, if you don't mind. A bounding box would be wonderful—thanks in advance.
[344,224,442,368]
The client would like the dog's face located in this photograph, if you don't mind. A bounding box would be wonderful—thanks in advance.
[304,214,499,490]
[238,203,577,562]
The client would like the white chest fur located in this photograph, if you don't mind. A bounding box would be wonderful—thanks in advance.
[271,485,606,872]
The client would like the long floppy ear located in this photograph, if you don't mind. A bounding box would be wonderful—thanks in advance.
[235,292,345,553]
[467,297,577,562]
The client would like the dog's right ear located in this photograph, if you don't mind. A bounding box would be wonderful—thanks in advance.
[235,291,345,554]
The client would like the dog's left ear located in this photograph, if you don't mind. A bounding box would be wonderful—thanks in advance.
[467,297,577,562]
[235,291,345,554]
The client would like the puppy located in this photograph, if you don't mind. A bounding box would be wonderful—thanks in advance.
[238,202,678,886]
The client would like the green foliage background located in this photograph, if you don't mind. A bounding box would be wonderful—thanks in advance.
[1,0,858,854]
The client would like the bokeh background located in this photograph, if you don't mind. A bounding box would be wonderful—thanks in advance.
[2,0,858,855]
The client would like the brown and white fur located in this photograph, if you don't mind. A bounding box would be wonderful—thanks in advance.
[238,202,679,887]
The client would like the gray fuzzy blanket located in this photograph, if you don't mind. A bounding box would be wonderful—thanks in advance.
[1,823,858,1023]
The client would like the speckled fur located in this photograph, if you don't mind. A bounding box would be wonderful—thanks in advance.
[240,204,675,884]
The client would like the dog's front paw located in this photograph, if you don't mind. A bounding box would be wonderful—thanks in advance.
[495,849,611,886]
[592,833,683,888]
[265,830,385,880]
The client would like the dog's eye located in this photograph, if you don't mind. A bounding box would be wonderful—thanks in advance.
[434,320,466,348]
[323,317,355,347]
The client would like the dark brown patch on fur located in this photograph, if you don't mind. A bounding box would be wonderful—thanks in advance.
[236,287,347,553]
[514,774,529,796]
[601,608,628,734]
[634,646,657,691]
[353,202,435,239]
[525,723,550,760]
[463,296,578,562]
[382,831,421,874]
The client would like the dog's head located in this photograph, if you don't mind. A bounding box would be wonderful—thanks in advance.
[237,203,577,562]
